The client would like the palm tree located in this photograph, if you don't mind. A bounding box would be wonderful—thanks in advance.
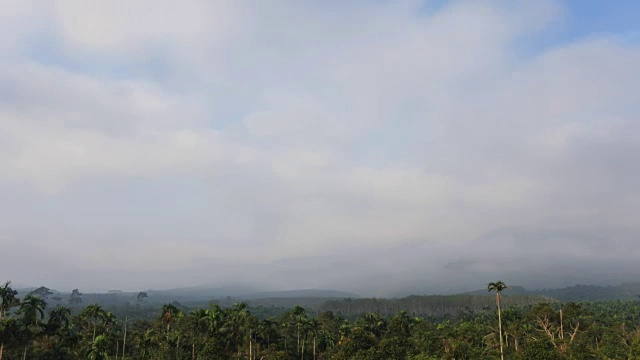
[87,334,110,360]
[317,319,337,352]
[388,310,412,338]
[44,305,77,359]
[225,302,253,360]
[306,318,320,360]
[17,294,46,360]
[487,281,508,360]
[206,305,224,336]
[259,317,278,349]
[338,321,352,346]
[0,281,19,360]
[103,312,118,333]
[188,308,210,360]
[0,282,18,320]
[289,305,307,356]
[81,304,107,341]
[17,295,46,325]
[46,305,71,334]
[315,311,338,352]
[160,303,181,344]
[133,328,157,360]
[362,312,386,338]
[298,318,312,360]
[0,318,19,360]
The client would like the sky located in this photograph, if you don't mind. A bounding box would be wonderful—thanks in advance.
[1,0,639,295]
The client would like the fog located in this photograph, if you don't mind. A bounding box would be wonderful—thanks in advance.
[1,0,639,296]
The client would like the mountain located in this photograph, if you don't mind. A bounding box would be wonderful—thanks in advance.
[147,283,264,302]
[536,282,640,301]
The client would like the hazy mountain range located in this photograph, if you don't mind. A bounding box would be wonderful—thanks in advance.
[16,282,640,306]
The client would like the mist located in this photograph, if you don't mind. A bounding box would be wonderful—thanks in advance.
[1,0,639,296]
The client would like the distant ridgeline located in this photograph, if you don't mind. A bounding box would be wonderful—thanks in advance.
[465,282,640,302]
[12,282,640,320]
[536,283,640,301]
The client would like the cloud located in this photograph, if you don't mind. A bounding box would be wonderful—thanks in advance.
[0,0,638,292]
[52,0,250,76]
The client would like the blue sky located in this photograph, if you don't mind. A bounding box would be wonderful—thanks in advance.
[24,1,640,77]
[1,0,640,293]
[565,0,640,37]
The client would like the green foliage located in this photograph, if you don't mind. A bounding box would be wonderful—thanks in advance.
[0,281,19,319]
[523,339,563,360]
[4,280,640,359]
[321,293,549,318]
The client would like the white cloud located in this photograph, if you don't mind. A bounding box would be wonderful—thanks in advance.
[0,0,639,291]
[53,0,249,55]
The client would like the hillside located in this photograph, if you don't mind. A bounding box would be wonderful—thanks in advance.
[18,282,640,315]
[465,282,640,301]
[242,289,359,299]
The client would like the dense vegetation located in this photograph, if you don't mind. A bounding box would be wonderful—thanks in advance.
[3,281,640,359]
[466,283,640,302]
[319,293,549,318]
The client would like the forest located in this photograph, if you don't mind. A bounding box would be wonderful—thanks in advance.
[3,280,640,359]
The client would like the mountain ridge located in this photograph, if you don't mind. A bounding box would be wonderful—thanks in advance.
[464,282,640,301]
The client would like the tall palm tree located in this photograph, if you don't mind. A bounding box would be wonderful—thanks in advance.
[289,305,307,356]
[45,305,77,359]
[17,295,46,325]
[46,305,72,334]
[0,282,18,320]
[317,326,336,352]
[298,318,312,360]
[134,328,158,360]
[81,304,107,341]
[487,281,508,360]
[103,312,118,333]
[206,305,224,336]
[17,294,47,360]
[306,318,320,360]
[259,317,278,349]
[0,318,19,360]
[188,308,210,360]
[226,302,252,360]
[160,303,181,344]
[0,281,19,360]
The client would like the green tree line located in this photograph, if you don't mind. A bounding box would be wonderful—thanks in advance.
[3,280,640,359]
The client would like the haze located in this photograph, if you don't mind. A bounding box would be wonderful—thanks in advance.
[1,0,639,296]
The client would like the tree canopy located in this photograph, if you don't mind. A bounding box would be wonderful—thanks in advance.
[1,280,640,359]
